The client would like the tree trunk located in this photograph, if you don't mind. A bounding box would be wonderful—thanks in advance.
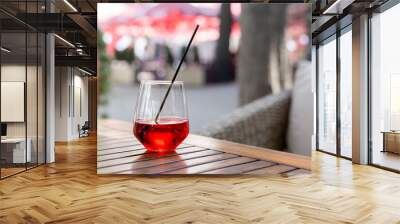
[207,3,234,83]
[238,4,290,106]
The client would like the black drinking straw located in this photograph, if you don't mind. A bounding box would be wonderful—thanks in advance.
[154,24,199,124]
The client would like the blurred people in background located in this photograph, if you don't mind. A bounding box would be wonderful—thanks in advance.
[135,40,174,81]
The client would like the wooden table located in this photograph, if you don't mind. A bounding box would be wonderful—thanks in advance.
[97,120,310,175]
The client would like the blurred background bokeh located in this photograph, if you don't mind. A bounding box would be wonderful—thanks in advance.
[98,3,310,133]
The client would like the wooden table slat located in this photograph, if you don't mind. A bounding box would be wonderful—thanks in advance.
[98,148,148,162]
[186,135,310,170]
[98,149,222,174]
[202,160,276,174]
[97,135,133,143]
[98,143,191,157]
[98,139,139,148]
[98,135,135,141]
[98,144,145,155]
[163,156,258,174]
[98,145,198,162]
[119,153,239,175]
[98,146,208,168]
[98,142,142,151]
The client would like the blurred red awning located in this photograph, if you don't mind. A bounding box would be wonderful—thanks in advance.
[99,3,241,56]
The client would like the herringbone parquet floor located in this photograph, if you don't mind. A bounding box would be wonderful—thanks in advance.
[1,135,400,223]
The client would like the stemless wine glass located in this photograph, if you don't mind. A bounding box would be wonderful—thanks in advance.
[133,80,189,152]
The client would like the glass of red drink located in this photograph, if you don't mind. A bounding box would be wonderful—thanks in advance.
[133,80,189,152]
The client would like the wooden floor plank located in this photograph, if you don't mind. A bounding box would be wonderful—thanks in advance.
[2,132,400,223]
[282,168,308,176]
[202,160,275,174]
[246,164,297,175]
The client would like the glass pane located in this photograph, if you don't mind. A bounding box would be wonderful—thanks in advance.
[1,30,27,177]
[312,45,317,151]
[0,1,46,178]
[371,3,400,171]
[27,31,38,169]
[318,37,337,154]
[27,0,40,169]
[340,29,352,158]
[38,33,45,165]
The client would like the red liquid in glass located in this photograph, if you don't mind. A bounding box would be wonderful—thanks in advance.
[134,118,189,152]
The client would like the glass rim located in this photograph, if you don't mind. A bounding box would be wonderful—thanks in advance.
[140,80,184,85]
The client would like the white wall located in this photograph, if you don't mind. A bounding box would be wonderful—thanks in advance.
[71,74,89,138]
[55,67,89,141]
[55,67,70,141]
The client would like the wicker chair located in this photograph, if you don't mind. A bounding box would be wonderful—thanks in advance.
[201,90,291,151]
[201,61,312,156]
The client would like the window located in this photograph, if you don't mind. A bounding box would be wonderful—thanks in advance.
[370,2,400,171]
[317,36,337,154]
[316,25,353,159]
[339,28,352,158]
